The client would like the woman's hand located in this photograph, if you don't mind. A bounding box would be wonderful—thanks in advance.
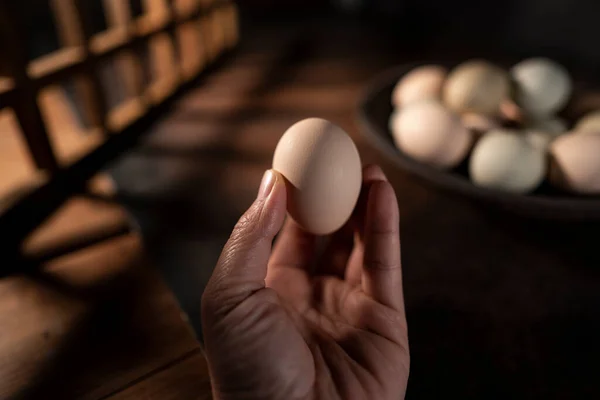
[201,165,409,400]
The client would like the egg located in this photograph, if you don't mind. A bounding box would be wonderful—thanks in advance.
[470,129,546,193]
[526,116,568,135]
[522,116,567,150]
[549,133,600,194]
[391,65,447,107]
[461,113,499,135]
[574,111,600,134]
[391,100,472,168]
[272,118,362,235]
[511,58,572,116]
[388,109,400,133]
[443,60,510,116]
[525,130,561,151]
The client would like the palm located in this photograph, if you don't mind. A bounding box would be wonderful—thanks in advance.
[263,217,409,400]
[202,165,409,400]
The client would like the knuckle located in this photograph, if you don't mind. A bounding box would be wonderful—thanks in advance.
[367,223,398,236]
[365,257,398,271]
[232,202,267,240]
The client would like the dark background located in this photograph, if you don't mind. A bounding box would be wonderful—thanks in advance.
[8,1,599,398]
[241,0,600,75]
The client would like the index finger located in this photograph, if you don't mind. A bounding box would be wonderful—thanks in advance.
[362,180,404,313]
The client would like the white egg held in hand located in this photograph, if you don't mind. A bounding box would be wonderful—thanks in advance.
[574,111,600,134]
[391,100,472,168]
[391,65,447,107]
[272,118,362,235]
[511,58,572,116]
[470,129,546,193]
[549,133,600,194]
[443,60,510,116]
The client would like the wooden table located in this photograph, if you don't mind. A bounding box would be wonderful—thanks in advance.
[1,197,212,399]
[110,16,600,399]
[3,14,600,400]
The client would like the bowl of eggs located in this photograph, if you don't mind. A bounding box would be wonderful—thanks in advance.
[359,59,600,219]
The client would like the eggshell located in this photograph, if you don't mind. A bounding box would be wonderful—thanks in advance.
[443,60,510,115]
[526,116,568,135]
[461,113,499,135]
[388,109,400,133]
[549,133,600,194]
[470,129,546,193]
[511,58,572,116]
[524,130,561,151]
[574,111,600,134]
[391,65,447,107]
[391,100,472,168]
[272,118,362,235]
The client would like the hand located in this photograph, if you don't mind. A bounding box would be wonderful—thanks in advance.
[201,165,409,400]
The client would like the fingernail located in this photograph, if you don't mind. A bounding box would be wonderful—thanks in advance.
[258,170,276,200]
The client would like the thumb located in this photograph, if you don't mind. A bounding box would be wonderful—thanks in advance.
[203,169,287,313]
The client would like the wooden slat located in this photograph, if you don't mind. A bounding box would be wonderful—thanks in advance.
[117,50,146,100]
[90,28,130,55]
[50,0,108,129]
[174,0,201,19]
[33,1,223,85]
[146,33,180,104]
[136,0,172,36]
[27,47,87,80]
[0,78,16,109]
[176,21,206,81]
[50,0,86,47]
[223,2,240,49]
[102,0,145,104]
[0,2,59,172]
[107,96,147,132]
[103,0,134,29]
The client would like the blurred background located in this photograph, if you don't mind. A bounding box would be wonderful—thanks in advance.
[1,1,599,399]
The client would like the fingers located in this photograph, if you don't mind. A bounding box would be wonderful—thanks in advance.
[315,221,354,278]
[363,164,388,182]
[362,179,404,312]
[345,164,389,283]
[269,217,316,271]
[203,170,287,312]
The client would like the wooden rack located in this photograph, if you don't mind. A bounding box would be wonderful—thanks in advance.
[0,0,238,269]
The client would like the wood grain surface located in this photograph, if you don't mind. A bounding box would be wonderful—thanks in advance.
[111,16,600,399]
[0,230,209,399]
[2,12,599,400]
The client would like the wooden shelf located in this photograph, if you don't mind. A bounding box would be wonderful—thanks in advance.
[28,47,86,83]
[0,78,16,109]
[90,28,131,55]
[107,97,147,132]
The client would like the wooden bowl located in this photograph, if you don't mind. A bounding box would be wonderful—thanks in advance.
[358,64,600,220]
